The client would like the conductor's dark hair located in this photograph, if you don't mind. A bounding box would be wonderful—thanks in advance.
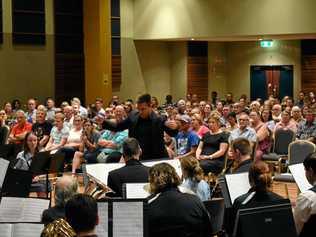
[123,138,140,159]
[137,94,151,104]
[303,152,316,173]
[65,194,98,233]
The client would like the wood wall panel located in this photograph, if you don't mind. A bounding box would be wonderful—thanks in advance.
[302,55,316,93]
[187,56,209,100]
[112,55,121,91]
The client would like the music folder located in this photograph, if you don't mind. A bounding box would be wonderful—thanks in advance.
[288,163,312,192]
[0,223,44,237]
[96,199,148,237]
[122,183,150,199]
[0,158,10,189]
[0,197,49,223]
[1,168,33,198]
[219,172,251,208]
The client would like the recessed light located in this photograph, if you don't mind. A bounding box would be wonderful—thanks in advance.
[190,38,195,41]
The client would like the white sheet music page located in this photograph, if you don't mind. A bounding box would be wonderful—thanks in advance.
[0,158,9,189]
[23,198,49,222]
[143,159,182,177]
[0,224,12,237]
[96,202,108,237]
[289,163,313,192]
[86,163,124,186]
[225,172,251,204]
[113,202,143,237]
[126,183,150,199]
[0,197,49,223]
[13,223,44,237]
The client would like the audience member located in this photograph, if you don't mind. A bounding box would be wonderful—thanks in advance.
[191,113,209,138]
[95,97,105,114]
[107,138,149,197]
[175,114,199,159]
[293,152,316,236]
[26,98,37,123]
[147,163,212,237]
[42,176,78,225]
[180,155,210,201]
[291,106,304,125]
[8,110,32,145]
[196,113,229,175]
[0,110,9,145]
[295,91,306,109]
[63,106,74,130]
[45,97,56,123]
[3,102,15,126]
[72,118,101,173]
[72,97,88,118]
[228,113,257,144]
[12,99,22,112]
[32,109,52,149]
[45,113,69,153]
[297,108,316,143]
[65,194,98,237]
[226,111,238,132]
[274,110,297,133]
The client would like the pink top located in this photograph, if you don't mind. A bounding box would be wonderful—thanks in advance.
[196,125,209,138]
[274,120,297,134]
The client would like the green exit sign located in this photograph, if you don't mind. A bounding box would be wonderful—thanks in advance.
[260,40,273,48]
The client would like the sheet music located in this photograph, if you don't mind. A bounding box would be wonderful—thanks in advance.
[225,172,251,204]
[0,158,9,189]
[12,223,44,237]
[0,197,49,223]
[143,159,182,177]
[0,224,12,237]
[86,163,124,185]
[113,202,144,237]
[289,163,313,192]
[125,183,150,199]
[96,202,108,237]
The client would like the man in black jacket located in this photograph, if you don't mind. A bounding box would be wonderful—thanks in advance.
[107,138,149,197]
[103,94,178,160]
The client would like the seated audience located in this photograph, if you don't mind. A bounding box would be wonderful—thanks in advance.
[228,138,252,173]
[45,113,69,153]
[271,104,282,123]
[180,155,210,201]
[297,108,316,143]
[107,138,149,197]
[191,113,209,138]
[228,113,257,144]
[72,118,101,173]
[8,110,32,145]
[203,103,212,124]
[42,176,78,225]
[12,99,22,112]
[295,91,306,109]
[220,105,230,128]
[175,114,199,159]
[0,110,9,145]
[72,97,88,118]
[249,110,271,159]
[196,113,229,175]
[226,111,238,132]
[164,132,176,158]
[41,218,76,237]
[95,97,105,114]
[63,106,74,130]
[147,163,212,237]
[58,115,83,162]
[3,102,15,126]
[293,152,316,236]
[65,194,98,237]
[32,109,52,149]
[274,110,297,134]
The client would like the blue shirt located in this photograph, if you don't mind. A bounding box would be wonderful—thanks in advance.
[228,126,257,144]
[175,130,199,156]
[182,178,210,201]
[99,129,128,154]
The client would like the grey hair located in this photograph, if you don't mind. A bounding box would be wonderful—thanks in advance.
[55,178,78,207]
[16,110,26,117]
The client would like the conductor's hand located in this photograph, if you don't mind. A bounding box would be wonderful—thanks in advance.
[165,120,178,130]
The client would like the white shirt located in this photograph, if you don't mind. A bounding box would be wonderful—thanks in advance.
[293,188,316,234]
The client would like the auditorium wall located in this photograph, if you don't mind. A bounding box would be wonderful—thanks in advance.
[133,0,316,40]
[0,0,54,106]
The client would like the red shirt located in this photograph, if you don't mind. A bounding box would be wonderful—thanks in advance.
[10,122,32,144]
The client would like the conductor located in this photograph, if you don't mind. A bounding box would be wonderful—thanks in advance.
[102,94,178,160]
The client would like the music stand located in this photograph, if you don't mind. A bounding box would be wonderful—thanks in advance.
[233,202,297,237]
[1,168,33,198]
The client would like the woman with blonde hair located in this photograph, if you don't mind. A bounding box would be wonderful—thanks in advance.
[180,156,210,201]
[196,113,229,175]
[191,113,209,139]
[147,163,212,237]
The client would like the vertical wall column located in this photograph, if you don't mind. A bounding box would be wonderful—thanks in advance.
[84,0,112,105]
